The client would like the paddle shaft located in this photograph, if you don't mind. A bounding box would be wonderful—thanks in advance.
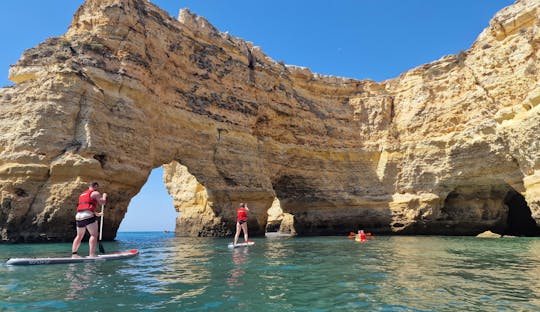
[98,204,105,253]
[99,205,104,240]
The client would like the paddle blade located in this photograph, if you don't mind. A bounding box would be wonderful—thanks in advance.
[98,242,105,254]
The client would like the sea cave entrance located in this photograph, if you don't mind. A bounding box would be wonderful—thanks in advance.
[504,190,540,236]
[118,167,177,233]
[440,184,540,236]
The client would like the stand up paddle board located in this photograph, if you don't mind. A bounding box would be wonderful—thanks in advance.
[228,241,254,248]
[6,249,139,266]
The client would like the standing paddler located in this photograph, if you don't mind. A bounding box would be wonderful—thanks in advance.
[71,181,107,257]
[233,203,250,246]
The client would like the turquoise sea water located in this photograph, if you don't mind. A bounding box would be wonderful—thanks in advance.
[1,232,539,311]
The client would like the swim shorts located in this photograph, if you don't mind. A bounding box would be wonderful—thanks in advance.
[76,216,97,228]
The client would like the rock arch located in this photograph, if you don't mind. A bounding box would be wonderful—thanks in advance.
[162,160,269,237]
[1,0,540,242]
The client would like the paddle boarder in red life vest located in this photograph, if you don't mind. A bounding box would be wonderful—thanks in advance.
[72,182,107,257]
[233,203,250,246]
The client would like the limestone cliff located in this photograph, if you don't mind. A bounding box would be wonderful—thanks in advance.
[1,0,539,242]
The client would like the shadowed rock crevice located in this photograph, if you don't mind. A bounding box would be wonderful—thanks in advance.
[504,190,540,236]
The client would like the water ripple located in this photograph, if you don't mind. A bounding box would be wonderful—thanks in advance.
[1,234,539,311]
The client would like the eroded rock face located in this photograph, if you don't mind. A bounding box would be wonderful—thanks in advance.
[1,0,539,242]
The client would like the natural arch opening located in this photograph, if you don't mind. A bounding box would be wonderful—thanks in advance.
[265,197,296,237]
[504,190,540,236]
[162,161,233,237]
[118,167,177,232]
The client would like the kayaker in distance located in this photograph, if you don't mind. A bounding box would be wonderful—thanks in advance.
[355,230,367,242]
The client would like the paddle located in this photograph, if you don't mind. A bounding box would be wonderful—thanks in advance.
[98,204,105,254]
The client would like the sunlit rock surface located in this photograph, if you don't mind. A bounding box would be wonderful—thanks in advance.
[1,0,539,242]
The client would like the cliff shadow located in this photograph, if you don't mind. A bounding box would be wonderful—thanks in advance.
[271,172,393,236]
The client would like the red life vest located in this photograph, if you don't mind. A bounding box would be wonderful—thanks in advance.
[237,207,248,222]
[77,190,97,212]
[360,232,367,241]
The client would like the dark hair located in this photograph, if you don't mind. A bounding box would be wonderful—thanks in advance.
[89,181,99,188]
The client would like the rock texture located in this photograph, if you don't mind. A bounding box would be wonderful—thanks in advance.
[1,0,540,242]
[476,231,502,238]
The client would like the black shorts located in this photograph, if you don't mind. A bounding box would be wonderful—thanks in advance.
[76,216,97,228]
[238,220,247,225]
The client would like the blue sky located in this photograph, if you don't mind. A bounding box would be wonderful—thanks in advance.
[0,1,514,231]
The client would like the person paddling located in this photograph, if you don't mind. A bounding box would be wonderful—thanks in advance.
[233,203,250,246]
[355,230,367,243]
[72,182,107,257]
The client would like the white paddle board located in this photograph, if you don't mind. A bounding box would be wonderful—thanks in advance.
[227,241,254,248]
[6,249,139,266]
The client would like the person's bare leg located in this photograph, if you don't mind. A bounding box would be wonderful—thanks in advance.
[72,226,85,257]
[233,223,241,245]
[242,223,249,242]
[87,221,99,257]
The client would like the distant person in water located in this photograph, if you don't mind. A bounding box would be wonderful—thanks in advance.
[233,203,250,245]
[356,230,367,242]
[72,181,107,257]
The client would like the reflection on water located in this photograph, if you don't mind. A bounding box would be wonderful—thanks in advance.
[1,234,539,311]
[366,237,540,311]
[227,248,249,287]
[64,263,98,301]
[118,236,215,305]
[529,241,540,308]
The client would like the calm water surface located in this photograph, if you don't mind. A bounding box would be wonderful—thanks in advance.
[1,233,539,311]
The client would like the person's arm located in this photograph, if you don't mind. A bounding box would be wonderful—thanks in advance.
[91,191,107,216]
[91,191,107,204]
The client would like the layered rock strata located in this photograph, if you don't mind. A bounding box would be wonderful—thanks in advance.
[1,0,539,242]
